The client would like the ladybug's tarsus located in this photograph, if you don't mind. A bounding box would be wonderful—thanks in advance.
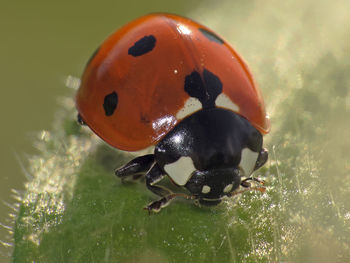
[144,196,169,213]
[240,177,265,188]
[145,193,195,213]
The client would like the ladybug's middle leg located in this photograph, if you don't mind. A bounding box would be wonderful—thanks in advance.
[145,163,169,197]
[115,154,154,180]
[144,163,194,212]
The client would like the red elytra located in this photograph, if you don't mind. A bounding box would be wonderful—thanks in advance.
[76,13,270,151]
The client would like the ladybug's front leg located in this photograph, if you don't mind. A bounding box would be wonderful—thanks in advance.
[115,154,154,180]
[144,164,194,212]
[230,177,266,196]
[240,177,265,188]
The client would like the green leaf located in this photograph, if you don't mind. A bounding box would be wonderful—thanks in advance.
[12,105,275,262]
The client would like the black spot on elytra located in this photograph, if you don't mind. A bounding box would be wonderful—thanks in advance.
[199,28,224,44]
[184,69,223,108]
[184,71,206,103]
[203,69,222,101]
[128,35,156,57]
[86,46,100,66]
[103,92,118,116]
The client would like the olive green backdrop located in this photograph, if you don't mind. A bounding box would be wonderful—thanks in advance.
[0,1,202,262]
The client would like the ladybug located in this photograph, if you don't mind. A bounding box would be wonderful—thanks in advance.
[76,13,270,212]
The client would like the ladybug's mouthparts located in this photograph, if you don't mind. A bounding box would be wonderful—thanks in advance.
[185,167,241,199]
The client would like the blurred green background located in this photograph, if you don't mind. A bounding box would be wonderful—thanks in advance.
[0,1,202,262]
[1,0,350,262]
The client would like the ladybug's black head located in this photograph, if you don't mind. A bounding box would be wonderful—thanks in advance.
[185,167,241,205]
[155,108,268,205]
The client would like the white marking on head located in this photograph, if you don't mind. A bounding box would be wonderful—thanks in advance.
[215,93,239,112]
[176,97,202,119]
[201,185,211,194]
[223,184,233,193]
[164,156,196,186]
[239,148,259,177]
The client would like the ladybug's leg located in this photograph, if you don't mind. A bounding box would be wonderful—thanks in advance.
[145,193,195,213]
[227,185,266,197]
[236,177,265,194]
[145,163,169,196]
[144,163,194,212]
[240,177,265,188]
[254,148,268,171]
[77,113,86,126]
[115,154,155,180]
